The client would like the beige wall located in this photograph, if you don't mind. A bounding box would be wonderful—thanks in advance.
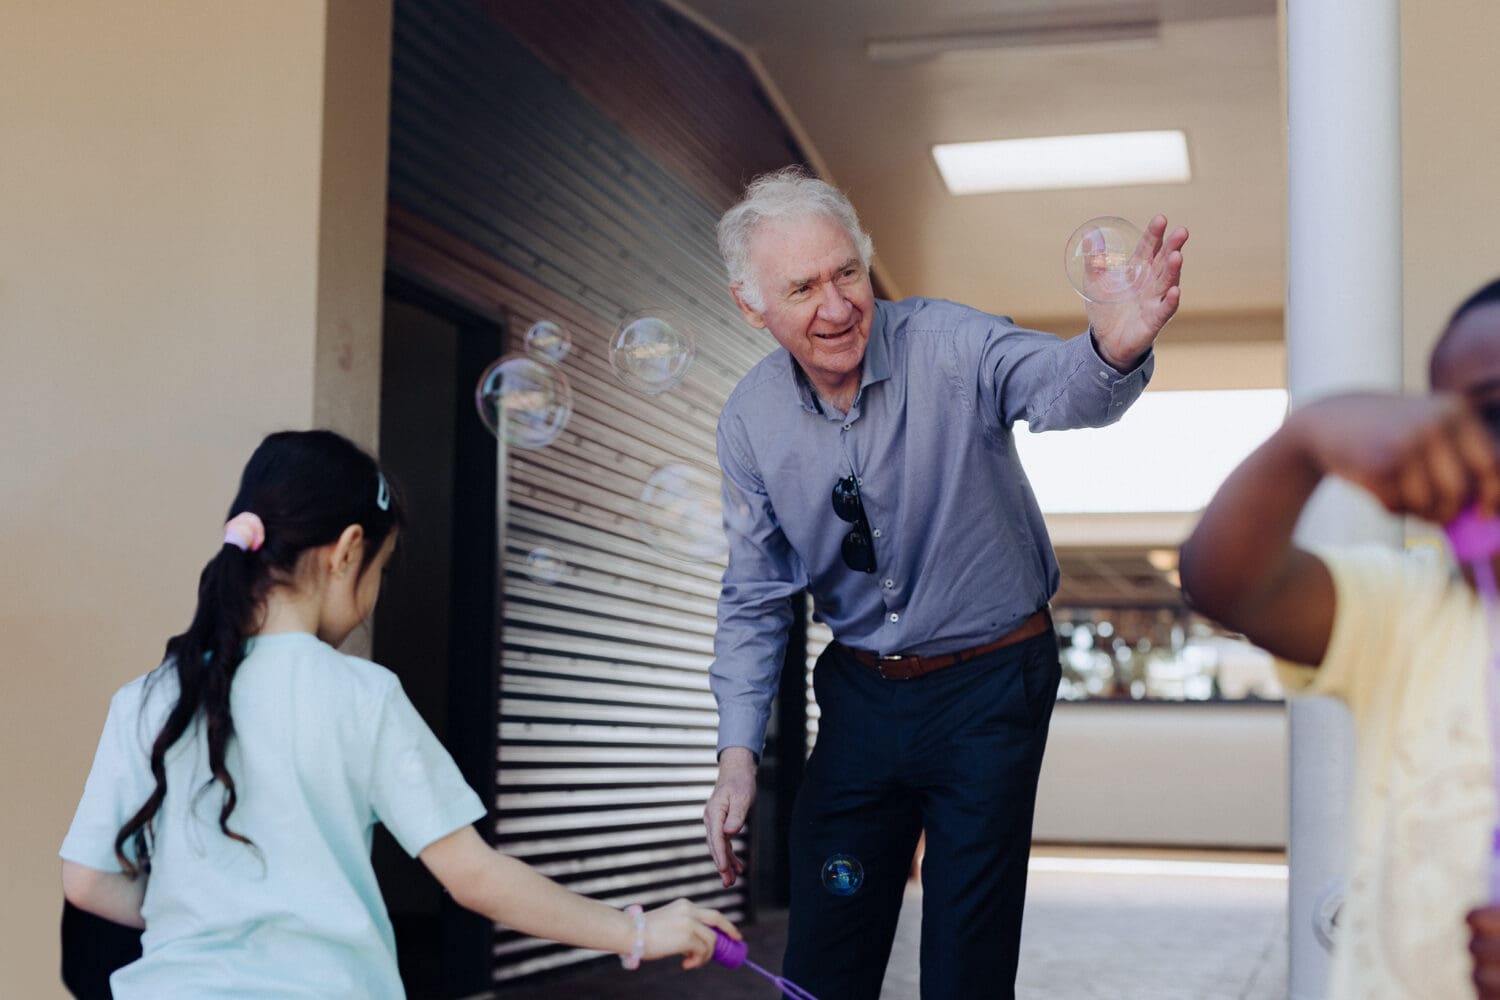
[0,2,389,994]
[1150,337,1286,392]
[1401,0,1500,389]
[315,0,394,451]
[1035,702,1288,848]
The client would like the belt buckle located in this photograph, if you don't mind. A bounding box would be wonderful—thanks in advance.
[878,653,909,680]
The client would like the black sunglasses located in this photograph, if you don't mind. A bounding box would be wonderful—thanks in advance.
[832,475,876,573]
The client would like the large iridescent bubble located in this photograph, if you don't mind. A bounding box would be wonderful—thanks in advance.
[610,314,695,395]
[636,463,726,561]
[474,354,573,449]
[1064,216,1149,304]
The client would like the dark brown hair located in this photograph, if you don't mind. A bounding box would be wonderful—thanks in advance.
[113,430,404,876]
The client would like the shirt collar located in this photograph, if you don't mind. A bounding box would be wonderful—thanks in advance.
[861,300,893,388]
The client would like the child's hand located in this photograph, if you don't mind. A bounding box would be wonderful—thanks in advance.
[642,897,741,969]
[1294,392,1500,526]
[1470,906,1500,997]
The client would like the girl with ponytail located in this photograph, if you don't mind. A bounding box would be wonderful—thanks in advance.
[60,430,736,998]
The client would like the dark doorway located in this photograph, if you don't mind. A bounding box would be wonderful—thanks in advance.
[373,275,504,999]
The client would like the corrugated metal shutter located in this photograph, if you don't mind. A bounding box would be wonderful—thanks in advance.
[387,0,786,984]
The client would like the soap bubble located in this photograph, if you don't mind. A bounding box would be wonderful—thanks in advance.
[524,547,565,584]
[610,314,695,394]
[637,463,726,561]
[1064,216,1149,304]
[474,354,573,449]
[523,320,571,365]
[821,854,864,896]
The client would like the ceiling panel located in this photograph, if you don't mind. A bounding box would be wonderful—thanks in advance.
[670,0,1285,325]
[1053,545,1183,608]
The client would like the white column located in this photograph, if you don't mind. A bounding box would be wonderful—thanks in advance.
[1284,0,1403,997]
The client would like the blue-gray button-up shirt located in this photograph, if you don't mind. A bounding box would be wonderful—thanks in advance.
[711,297,1153,756]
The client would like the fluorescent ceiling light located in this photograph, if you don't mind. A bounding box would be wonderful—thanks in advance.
[933,130,1191,194]
[1014,389,1287,514]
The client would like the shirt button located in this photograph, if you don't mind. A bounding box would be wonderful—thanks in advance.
[872,528,881,538]
[1098,370,1111,379]
[842,423,851,431]
[883,578,893,589]
[889,612,899,623]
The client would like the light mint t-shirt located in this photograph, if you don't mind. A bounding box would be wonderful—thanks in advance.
[60,632,487,999]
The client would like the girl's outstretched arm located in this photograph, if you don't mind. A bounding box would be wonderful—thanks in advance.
[420,825,740,969]
[61,861,146,930]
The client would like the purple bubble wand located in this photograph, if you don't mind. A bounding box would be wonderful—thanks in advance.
[712,929,820,1000]
[1447,505,1500,902]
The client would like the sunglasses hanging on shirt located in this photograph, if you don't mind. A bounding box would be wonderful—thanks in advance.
[832,475,876,573]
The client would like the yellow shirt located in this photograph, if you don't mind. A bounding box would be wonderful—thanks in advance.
[1285,546,1494,999]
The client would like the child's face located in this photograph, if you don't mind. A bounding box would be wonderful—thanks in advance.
[1432,303,1500,437]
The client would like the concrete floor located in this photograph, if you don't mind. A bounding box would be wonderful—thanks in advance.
[493,850,1288,1000]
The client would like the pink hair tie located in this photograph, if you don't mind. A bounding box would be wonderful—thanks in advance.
[223,512,265,552]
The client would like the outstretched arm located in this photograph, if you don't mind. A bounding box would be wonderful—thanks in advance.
[1180,392,1500,664]
[420,826,739,969]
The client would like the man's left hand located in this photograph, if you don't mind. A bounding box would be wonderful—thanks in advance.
[1087,214,1189,370]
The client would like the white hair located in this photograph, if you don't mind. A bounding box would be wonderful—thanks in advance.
[716,166,875,312]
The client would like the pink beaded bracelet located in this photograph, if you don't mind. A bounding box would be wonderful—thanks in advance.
[619,904,645,970]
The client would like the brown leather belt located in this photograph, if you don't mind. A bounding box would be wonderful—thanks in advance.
[838,608,1053,681]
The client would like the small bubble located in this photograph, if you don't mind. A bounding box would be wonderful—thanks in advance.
[474,354,573,449]
[523,320,571,364]
[525,547,565,585]
[821,853,864,896]
[637,464,726,562]
[610,314,695,394]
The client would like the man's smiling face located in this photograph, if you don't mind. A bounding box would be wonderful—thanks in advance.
[733,213,875,404]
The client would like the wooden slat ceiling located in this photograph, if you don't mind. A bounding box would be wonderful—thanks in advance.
[1053,545,1184,609]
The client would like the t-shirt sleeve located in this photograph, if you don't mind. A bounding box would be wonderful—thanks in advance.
[367,681,487,857]
[1275,545,1423,719]
[60,684,157,872]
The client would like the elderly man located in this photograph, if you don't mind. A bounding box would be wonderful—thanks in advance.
[703,166,1186,999]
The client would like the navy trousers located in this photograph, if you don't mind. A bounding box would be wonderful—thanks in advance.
[781,628,1061,1000]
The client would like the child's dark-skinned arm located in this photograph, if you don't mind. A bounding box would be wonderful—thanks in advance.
[1470,907,1500,998]
[1180,392,1500,666]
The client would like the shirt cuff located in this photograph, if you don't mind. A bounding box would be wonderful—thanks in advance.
[715,705,771,761]
[1076,329,1154,422]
